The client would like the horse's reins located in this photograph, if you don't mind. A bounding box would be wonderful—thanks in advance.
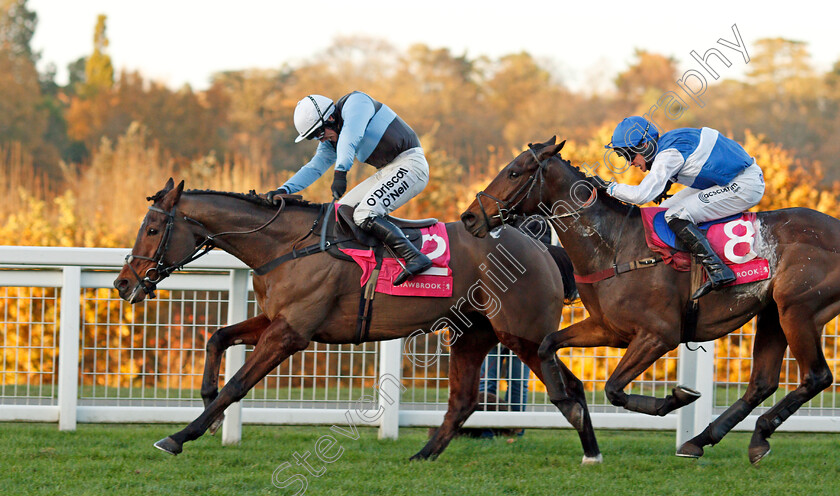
[126,197,288,298]
[472,145,660,284]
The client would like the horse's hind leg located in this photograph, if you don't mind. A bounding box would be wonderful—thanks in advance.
[537,318,620,436]
[156,315,309,455]
[677,304,787,458]
[501,332,601,464]
[410,325,498,461]
[748,303,834,464]
[200,314,270,434]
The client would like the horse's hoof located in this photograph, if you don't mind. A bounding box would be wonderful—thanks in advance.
[410,451,436,462]
[676,441,704,458]
[581,454,603,465]
[154,437,182,456]
[673,385,701,405]
[748,443,770,465]
[209,416,224,435]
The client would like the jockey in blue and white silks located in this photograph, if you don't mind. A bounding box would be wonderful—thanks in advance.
[604,116,765,299]
[267,91,431,286]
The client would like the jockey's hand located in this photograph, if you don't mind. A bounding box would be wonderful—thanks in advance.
[331,170,347,200]
[652,181,674,204]
[590,175,612,191]
[266,187,289,205]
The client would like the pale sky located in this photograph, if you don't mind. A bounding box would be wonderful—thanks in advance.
[29,0,840,92]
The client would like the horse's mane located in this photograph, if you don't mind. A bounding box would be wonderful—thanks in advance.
[146,187,321,210]
[552,154,640,217]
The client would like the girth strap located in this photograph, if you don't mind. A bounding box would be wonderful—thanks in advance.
[574,257,662,284]
[355,249,384,344]
[681,259,705,344]
[253,239,352,276]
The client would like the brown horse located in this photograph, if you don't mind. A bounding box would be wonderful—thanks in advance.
[461,137,838,464]
[113,178,601,462]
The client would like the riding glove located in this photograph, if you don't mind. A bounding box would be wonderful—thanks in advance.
[590,175,613,191]
[267,186,289,204]
[331,170,347,200]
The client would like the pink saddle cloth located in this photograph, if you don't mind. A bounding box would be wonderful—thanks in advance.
[640,207,771,286]
[339,222,453,297]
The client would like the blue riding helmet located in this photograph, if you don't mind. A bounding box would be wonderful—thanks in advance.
[605,116,659,149]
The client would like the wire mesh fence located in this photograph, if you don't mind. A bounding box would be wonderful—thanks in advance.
[0,286,60,406]
[1,256,838,430]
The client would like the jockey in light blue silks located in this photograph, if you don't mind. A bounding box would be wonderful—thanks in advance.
[604,116,765,299]
[267,92,432,285]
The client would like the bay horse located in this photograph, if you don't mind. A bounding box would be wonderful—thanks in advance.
[113,178,602,463]
[461,137,838,464]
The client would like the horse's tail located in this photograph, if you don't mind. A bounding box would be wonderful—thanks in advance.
[546,244,578,303]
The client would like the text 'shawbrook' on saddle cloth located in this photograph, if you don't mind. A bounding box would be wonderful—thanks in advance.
[340,222,453,297]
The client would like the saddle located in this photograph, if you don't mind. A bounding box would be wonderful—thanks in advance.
[642,208,766,273]
[649,210,743,252]
[327,204,437,256]
[253,198,439,270]
[255,198,446,345]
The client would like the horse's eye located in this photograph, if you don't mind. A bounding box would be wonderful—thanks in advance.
[147,228,159,236]
[509,171,521,179]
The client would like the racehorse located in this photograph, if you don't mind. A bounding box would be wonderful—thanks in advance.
[461,137,838,464]
[113,178,602,463]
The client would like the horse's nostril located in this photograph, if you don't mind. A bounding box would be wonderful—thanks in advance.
[114,278,128,291]
[461,212,476,227]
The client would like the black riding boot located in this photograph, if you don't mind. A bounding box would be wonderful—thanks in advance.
[361,216,433,286]
[668,218,736,299]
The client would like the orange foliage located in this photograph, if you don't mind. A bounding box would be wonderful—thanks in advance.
[2,125,839,395]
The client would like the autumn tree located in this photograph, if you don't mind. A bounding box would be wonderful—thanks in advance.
[615,50,680,113]
[81,14,113,97]
[390,44,495,168]
[0,0,55,173]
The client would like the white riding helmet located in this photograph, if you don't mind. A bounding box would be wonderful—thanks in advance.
[293,95,335,143]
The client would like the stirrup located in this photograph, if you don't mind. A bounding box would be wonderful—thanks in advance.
[393,255,433,286]
[692,268,736,299]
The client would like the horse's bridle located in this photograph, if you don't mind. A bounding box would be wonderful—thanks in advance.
[473,144,599,230]
[125,198,286,298]
[473,145,550,229]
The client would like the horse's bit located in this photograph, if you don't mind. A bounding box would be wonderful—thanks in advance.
[125,198,286,298]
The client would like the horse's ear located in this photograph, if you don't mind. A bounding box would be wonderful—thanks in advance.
[160,180,185,209]
[542,136,557,146]
[540,140,567,160]
[174,180,185,203]
[163,177,175,192]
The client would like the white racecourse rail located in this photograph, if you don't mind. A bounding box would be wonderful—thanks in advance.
[0,246,838,448]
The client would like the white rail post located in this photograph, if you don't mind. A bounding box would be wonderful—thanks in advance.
[378,338,403,440]
[222,269,249,445]
[676,341,716,448]
[58,266,81,431]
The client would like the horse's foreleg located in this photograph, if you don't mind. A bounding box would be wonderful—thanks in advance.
[748,304,834,464]
[535,318,622,439]
[501,332,601,464]
[200,314,271,434]
[678,304,786,459]
[603,334,695,416]
[156,315,309,455]
[410,327,498,461]
[537,317,624,360]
